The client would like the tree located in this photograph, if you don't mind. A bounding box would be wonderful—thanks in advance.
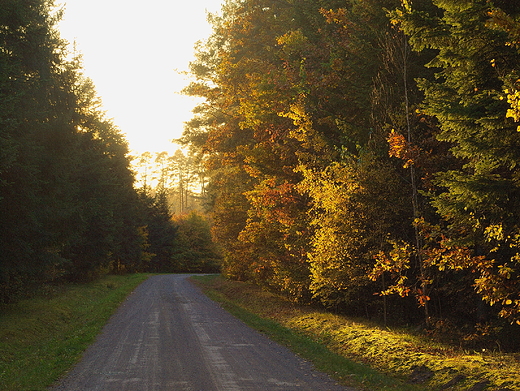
[182,0,312,296]
[0,0,150,297]
[393,0,520,324]
[170,212,221,273]
[0,0,74,299]
[182,0,427,307]
[141,190,177,273]
[301,153,411,314]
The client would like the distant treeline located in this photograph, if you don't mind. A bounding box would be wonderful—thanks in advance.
[0,0,220,304]
[182,0,520,349]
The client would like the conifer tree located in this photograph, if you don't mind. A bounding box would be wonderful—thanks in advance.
[0,0,149,297]
[0,0,73,298]
[397,0,520,323]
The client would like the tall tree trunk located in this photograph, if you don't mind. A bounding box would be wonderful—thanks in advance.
[401,32,429,326]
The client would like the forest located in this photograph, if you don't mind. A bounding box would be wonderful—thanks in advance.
[181,0,520,350]
[0,0,220,304]
[3,0,520,352]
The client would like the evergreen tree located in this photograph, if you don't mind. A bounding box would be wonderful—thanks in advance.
[0,0,149,297]
[396,0,520,323]
[0,0,74,299]
[142,190,177,273]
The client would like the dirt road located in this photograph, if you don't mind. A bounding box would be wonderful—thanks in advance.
[51,274,355,391]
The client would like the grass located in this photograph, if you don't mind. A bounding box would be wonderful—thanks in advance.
[192,274,520,391]
[0,273,150,391]
[2,273,517,391]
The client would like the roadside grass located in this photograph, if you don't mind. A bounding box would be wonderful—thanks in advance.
[0,273,150,391]
[192,275,520,391]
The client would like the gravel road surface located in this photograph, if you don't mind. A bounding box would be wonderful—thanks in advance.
[51,274,355,391]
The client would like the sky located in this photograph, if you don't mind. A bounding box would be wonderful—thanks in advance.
[57,0,223,156]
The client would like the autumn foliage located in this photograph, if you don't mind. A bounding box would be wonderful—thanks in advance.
[181,0,520,349]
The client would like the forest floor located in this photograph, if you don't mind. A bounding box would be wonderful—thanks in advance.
[192,275,520,391]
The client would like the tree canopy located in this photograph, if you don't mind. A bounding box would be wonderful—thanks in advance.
[182,0,520,349]
[3,0,519,351]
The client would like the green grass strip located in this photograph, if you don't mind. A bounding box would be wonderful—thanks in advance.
[192,275,426,391]
[0,273,150,391]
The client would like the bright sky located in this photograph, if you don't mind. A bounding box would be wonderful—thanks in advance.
[58,0,223,156]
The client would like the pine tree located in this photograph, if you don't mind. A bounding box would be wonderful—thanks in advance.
[0,0,149,295]
[0,0,73,299]
[398,0,520,323]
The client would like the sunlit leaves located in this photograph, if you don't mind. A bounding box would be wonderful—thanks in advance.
[181,0,520,329]
[302,152,411,309]
[387,129,421,168]
[503,79,520,131]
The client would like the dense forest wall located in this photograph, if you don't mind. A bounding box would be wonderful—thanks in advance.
[0,0,144,296]
[0,0,220,304]
[181,0,520,349]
